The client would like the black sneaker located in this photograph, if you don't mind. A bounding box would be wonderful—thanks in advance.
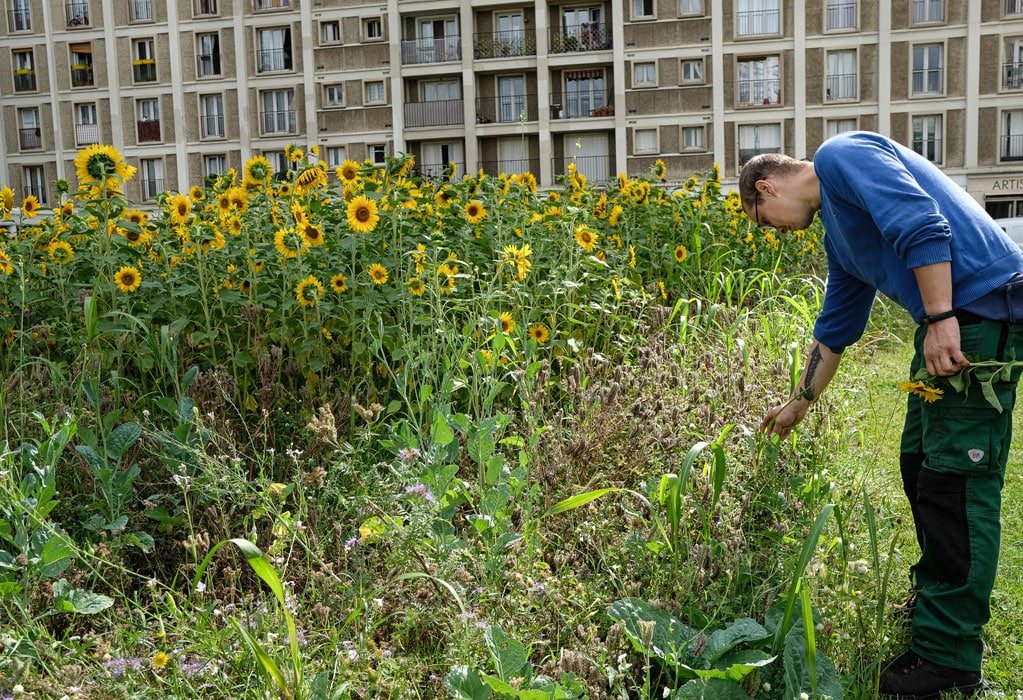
[879,650,983,699]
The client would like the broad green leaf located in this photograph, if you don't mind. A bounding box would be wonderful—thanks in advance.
[485,626,527,681]
[431,413,455,447]
[444,665,492,700]
[39,535,75,578]
[701,618,770,662]
[672,677,754,699]
[75,445,105,472]
[608,597,699,668]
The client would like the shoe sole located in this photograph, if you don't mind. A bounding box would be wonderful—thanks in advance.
[880,680,984,700]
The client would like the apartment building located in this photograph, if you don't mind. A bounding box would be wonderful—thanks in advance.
[2,0,1023,216]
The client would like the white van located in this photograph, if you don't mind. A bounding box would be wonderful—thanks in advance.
[994,217,1023,249]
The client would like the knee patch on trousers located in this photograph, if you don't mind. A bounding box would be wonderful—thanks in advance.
[916,468,970,586]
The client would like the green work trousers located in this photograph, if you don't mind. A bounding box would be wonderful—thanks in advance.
[900,317,1023,671]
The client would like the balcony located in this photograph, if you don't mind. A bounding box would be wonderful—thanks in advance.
[736,9,779,36]
[137,119,161,143]
[75,123,100,146]
[260,110,297,135]
[14,71,36,92]
[825,73,857,101]
[197,53,221,77]
[1009,0,1023,15]
[404,99,464,128]
[473,30,537,59]
[738,146,781,165]
[257,49,292,72]
[475,95,539,124]
[19,128,42,151]
[401,37,461,65]
[825,1,856,29]
[552,154,610,182]
[911,68,943,95]
[1002,133,1023,161]
[71,66,94,87]
[549,91,614,119]
[66,2,90,27]
[129,0,153,21]
[412,161,466,180]
[202,114,226,138]
[7,8,31,31]
[194,0,217,15]
[1003,62,1023,90]
[550,23,611,53]
[479,158,539,176]
[133,61,157,82]
[738,77,781,105]
[254,0,289,9]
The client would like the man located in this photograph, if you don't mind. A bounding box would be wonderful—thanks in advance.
[739,131,1023,698]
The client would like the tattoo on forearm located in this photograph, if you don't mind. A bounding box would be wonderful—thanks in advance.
[797,346,823,402]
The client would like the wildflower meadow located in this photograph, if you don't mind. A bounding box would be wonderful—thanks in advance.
[2,144,1017,699]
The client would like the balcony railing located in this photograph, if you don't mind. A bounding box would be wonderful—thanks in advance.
[549,91,613,119]
[75,123,100,146]
[133,61,156,82]
[194,0,217,15]
[1008,0,1023,15]
[1003,62,1023,89]
[197,53,221,77]
[550,22,611,53]
[479,158,540,176]
[257,49,292,72]
[401,37,461,65]
[14,71,36,92]
[202,114,226,138]
[552,154,611,182]
[129,0,153,21]
[913,0,943,23]
[475,94,539,124]
[71,66,94,87]
[913,138,942,163]
[404,99,464,128]
[254,0,289,9]
[19,128,42,151]
[137,120,161,142]
[911,68,943,94]
[7,8,30,31]
[473,30,537,59]
[738,77,781,105]
[826,73,857,101]
[142,178,164,201]
[825,1,856,29]
[738,146,781,165]
[412,162,466,180]
[1002,133,1023,161]
[260,110,297,135]
[736,9,779,36]
[66,1,90,27]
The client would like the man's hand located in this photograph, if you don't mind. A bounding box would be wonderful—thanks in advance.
[761,399,809,440]
[923,316,969,377]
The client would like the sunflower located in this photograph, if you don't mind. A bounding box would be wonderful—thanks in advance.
[609,205,624,227]
[168,193,192,225]
[59,200,75,218]
[574,225,598,252]
[346,195,379,233]
[301,222,325,247]
[0,187,13,218]
[295,166,327,194]
[899,380,944,404]
[673,244,688,263]
[501,243,532,282]
[296,275,325,308]
[407,277,425,296]
[337,159,361,184]
[368,263,388,285]
[498,312,515,334]
[628,245,637,268]
[652,159,667,180]
[273,228,304,259]
[0,250,13,275]
[114,265,142,293]
[74,144,137,189]
[20,195,40,219]
[117,226,150,247]
[528,324,549,344]
[464,200,487,224]
[225,216,243,236]
[330,273,348,293]
[243,155,273,185]
[227,187,249,212]
[189,185,205,202]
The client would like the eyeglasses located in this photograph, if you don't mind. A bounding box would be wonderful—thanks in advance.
[753,195,761,227]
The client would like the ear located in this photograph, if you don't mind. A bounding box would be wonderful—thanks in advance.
[755,179,773,196]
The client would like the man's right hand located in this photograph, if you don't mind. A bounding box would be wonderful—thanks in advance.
[761,399,809,440]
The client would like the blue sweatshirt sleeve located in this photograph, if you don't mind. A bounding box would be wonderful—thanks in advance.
[813,263,877,353]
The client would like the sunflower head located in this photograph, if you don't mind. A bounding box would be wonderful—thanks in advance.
[114,265,142,293]
[296,275,324,308]
[330,273,348,293]
[574,225,598,252]
[368,263,388,285]
[337,159,361,184]
[20,195,39,219]
[74,144,136,189]
[347,195,379,233]
[498,311,515,334]
[0,187,14,218]
[464,200,486,224]
[673,244,688,263]
[528,324,550,344]
[244,155,273,184]
[653,159,667,180]
[47,240,74,265]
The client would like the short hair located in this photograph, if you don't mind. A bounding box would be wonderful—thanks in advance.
[738,153,802,211]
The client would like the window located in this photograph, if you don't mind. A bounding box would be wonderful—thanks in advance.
[736,0,779,37]
[826,50,857,101]
[201,94,225,138]
[680,59,704,83]
[1005,39,1023,89]
[75,103,98,146]
[193,0,217,16]
[133,39,156,82]
[140,158,164,201]
[264,150,288,176]
[634,128,658,154]
[680,0,703,15]
[197,33,221,77]
[912,115,943,163]
[137,98,160,142]
[682,125,704,150]
[13,49,35,91]
[366,80,386,104]
[497,75,525,122]
[204,155,227,181]
[254,0,290,9]
[825,0,856,29]
[257,27,292,72]
[912,44,943,95]
[738,123,781,165]
[826,118,857,138]
[322,20,340,43]
[1001,109,1023,161]
[260,89,296,134]
[324,84,345,107]
[369,145,387,165]
[326,146,347,168]
[634,62,656,87]
[564,69,606,118]
[560,7,605,51]
[9,0,31,31]
[633,0,654,19]
[494,13,525,56]
[1009,0,1023,16]
[364,17,382,40]
[24,166,46,205]
[18,107,41,151]
[129,0,153,22]
[70,43,94,87]
[66,0,89,27]
[738,55,780,105]
[913,0,943,24]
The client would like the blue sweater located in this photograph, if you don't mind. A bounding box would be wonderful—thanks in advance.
[812,132,1023,352]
